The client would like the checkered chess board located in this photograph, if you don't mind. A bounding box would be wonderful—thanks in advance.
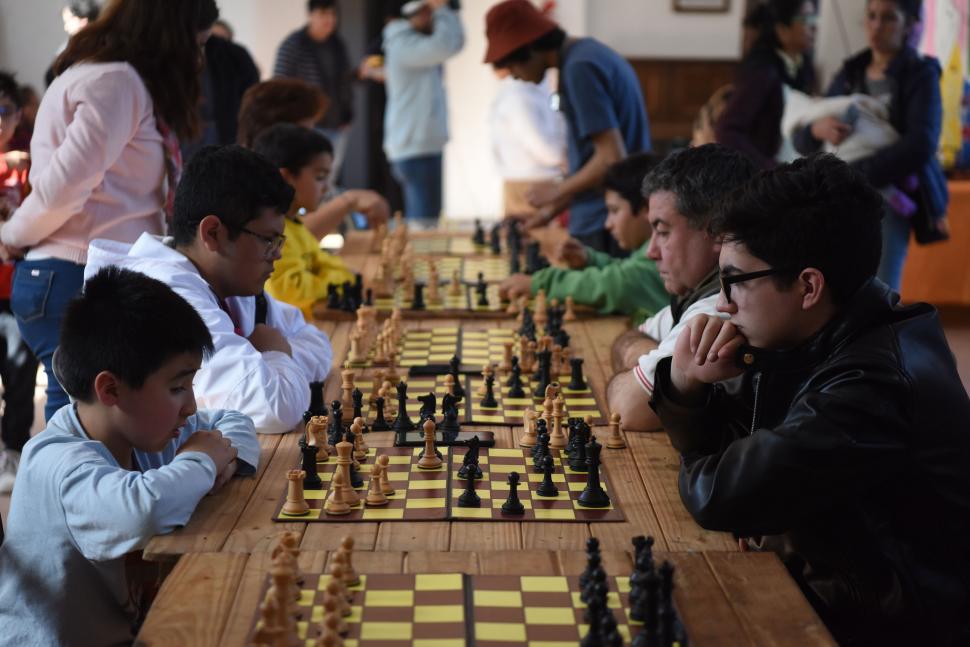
[345,327,517,370]
[403,257,510,284]
[408,237,484,255]
[249,572,686,646]
[273,447,623,523]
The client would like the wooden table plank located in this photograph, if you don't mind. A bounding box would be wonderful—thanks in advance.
[477,549,561,575]
[663,552,753,647]
[136,552,248,646]
[706,551,836,646]
[406,551,479,574]
[143,433,281,561]
[626,431,738,552]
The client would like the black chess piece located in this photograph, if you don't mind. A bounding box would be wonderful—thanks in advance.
[577,437,610,508]
[569,357,587,391]
[352,273,364,305]
[554,328,570,350]
[629,537,656,623]
[508,365,526,398]
[457,472,480,507]
[599,612,623,647]
[439,392,462,433]
[449,356,465,399]
[392,382,416,432]
[640,570,662,647]
[532,421,549,469]
[457,436,483,479]
[372,396,390,431]
[364,287,373,306]
[533,349,552,398]
[344,427,364,488]
[569,426,589,473]
[418,392,436,424]
[476,273,489,307]
[328,400,344,446]
[303,381,328,426]
[505,357,520,387]
[536,454,558,497]
[352,388,366,431]
[580,582,609,647]
[339,280,355,312]
[579,547,602,592]
[301,443,322,490]
[518,307,534,337]
[659,561,676,647]
[525,241,540,274]
[531,418,547,457]
[473,218,485,246]
[509,252,521,275]
[501,471,525,515]
[489,224,502,255]
[412,281,426,310]
[326,284,340,309]
[565,418,580,459]
[481,374,498,408]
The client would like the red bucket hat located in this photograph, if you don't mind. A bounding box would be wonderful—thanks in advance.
[483,0,559,64]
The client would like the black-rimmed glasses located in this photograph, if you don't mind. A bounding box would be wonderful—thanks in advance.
[230,225,286,258]
[720,268,798,304]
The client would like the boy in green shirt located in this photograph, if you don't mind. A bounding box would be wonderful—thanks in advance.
[499,153,668,324]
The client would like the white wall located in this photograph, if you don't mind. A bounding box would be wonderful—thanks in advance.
[815,0,868,89]
[0,0,69,91]
[217,0,306,79]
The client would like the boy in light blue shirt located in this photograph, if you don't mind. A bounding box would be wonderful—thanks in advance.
[0,266,259,646]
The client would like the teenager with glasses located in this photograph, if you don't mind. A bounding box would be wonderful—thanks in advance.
[85,145,334,435]
[715,0,817,169]
[651,153,970,645]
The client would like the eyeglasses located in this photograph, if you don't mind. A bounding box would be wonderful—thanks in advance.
[230,225,286,258]
[720,268,798,304]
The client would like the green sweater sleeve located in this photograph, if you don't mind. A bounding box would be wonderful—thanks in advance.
[529,248,669,321]
[584,246,614,269]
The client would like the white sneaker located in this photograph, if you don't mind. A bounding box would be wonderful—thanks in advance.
[0,449,21,494]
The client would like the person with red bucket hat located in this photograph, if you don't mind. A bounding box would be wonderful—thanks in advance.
[484,0,651,256]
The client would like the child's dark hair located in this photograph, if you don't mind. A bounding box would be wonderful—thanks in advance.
[308,0,337,10]
[171,145,294,246]
[252,123,334,175]
[57,267,214,402]
[494,27,566,68]
[67,0,101,21]
[0,71,23,108]
[713,153,884,305]
[604,153,660,213]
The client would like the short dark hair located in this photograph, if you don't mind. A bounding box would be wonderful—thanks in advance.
[714,153,884,305]
[751,0,816,50]
[171,145,294,246]
[252,123,334,175]
[308,0,336,11]
[604,153,660,213]
[887,0,922,21]
[641,143,759,230]
[494,27,566,68]
[67,0,101,21]
[57,267,214,402]
[0,71,23,108]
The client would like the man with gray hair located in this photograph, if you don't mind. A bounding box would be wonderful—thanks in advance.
[607,144,758,431]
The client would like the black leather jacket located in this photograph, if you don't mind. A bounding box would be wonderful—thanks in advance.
[650,280,970,645]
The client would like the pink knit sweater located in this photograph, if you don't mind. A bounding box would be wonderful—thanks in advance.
[1,62,166,264]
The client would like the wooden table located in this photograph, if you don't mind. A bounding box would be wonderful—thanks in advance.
[136,549,835,646]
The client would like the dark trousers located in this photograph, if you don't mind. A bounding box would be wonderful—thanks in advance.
[0,300,38,451]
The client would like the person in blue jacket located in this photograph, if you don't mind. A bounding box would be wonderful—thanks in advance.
[795,0,948,290]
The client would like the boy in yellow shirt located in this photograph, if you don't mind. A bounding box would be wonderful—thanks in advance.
[254,123,355,319]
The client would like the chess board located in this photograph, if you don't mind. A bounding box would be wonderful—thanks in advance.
[273,447,623,523]
[464,372,605,426]
[248,572,687,646]
[403,257,510,284]
[370,285,518,315]
[408,237,486,255]
[346,327,516,370]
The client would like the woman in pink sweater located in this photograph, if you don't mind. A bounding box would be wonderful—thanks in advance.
[0,0,219,422]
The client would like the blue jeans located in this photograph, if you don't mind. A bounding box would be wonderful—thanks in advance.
[877,208,911,292]
[11,259,85,422]
[391,153,443,222]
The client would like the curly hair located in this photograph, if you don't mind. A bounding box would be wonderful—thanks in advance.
[236,79,330,148]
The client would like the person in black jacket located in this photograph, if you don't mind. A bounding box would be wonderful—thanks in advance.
[794,0,947,292]
[715,0,817,169]
[650,153,970,646]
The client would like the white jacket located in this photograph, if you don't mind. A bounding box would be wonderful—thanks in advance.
[84,233,333,434]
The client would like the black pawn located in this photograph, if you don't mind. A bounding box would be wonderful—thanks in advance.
[412,282,426,310]
[535,454,558,497]
[449,356,465,399]
[568,357,587,390]
[580,582,609,647]
[371,396,390,431]
[364,287,373,306]
[508,364,525,398]
[345,428,364,488]
[301,443,322,490]
[579,549,602,592]
[659,561,676,647]
[327,400,343,446]
[476,273,489,307]
[509,252,521,275]
[599,612,623,647]
[501,471,525,515]
[352,273,364,304]
[326,284,340,309]
[505,357,520,387]
[577,437,610,508]
[533,350,552,398]
[569,427,589,473]
[489,224,502,255]
[457,472,480,507]
[532,421,549,468]
[352,388,366,431]
[473,218,485,245]
[481,374,498,408]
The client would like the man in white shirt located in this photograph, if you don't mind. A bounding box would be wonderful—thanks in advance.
[607,144,758,431]
[85,145,333,434]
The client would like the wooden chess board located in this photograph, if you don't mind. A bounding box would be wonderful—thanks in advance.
[248,572,686,646]
[346,327,517,370]
[340,371,604,427]
[403,257,510,284]
[273,447,623,523]
[369,285,520,316]
[408,237,486,255]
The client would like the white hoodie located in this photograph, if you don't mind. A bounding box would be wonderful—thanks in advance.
[84,233,333,434]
